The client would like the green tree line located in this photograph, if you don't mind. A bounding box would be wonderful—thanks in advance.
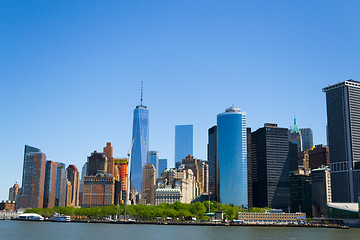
[25,201,270,221]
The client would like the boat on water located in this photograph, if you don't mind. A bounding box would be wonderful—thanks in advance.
[52,214,71,222]
[17,213,44,221]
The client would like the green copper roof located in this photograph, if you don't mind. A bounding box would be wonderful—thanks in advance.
[291,117,300,133]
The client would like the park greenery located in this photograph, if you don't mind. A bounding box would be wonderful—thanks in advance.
[25,201,270,221]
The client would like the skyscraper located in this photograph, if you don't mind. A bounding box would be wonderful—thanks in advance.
[87,151,107,176]
[130,91,149,193]
[252,123,290,210]
[8,182,21,202]
[17,145,46,209]
[323,80,360,202]
[55,162,67,207]
[43,161,58,208]
[288,117,303,152]
[300,128,314,151]
[147,151,159,178]
[175,125,193,167]
[208,125,219,202]
[66,165,80,207]
[103,142,114,176]
[158,159,168,179]
[141,163,156,205]
[217,107,247,206]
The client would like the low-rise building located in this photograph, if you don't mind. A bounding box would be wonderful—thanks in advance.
[82,174,115,208]
[155,188,181,205]
[0,200,16,211]
[237,211,306,224]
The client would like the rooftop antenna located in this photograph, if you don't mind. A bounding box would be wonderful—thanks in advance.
[140,81,143,106]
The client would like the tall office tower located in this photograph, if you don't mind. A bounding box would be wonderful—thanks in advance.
[158,159,168,179]
[181,155,208,196]
[208,125,219,202]
[79,162,88,206]
[130,90,149,193]
[66,180,72,207]
[323,80,360,202]
[147,151,159,178]
[308,145,330,169]
[300,128,314,151]
[66,165,80,207]
[55,163,67,207]
[290,169,312,217]
[9,182,21,202]
[311,166,332,217]
[288,117,303,152]
[217,107,248,206]
[17,145,46,209]
[175,125,193,168]
[141,163,156,205]
[43,161,58,208]
[103,142,114,176]
[246,127,253,208]
[114,158,129,191]
[252,123,290,210]
[83,174,115,208]
[87,151,107,176]
[288,142,299,172]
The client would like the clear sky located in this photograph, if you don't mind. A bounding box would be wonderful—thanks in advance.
[1,0,359,201]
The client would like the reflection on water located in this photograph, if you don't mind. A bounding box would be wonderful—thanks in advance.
[1,221,359,240]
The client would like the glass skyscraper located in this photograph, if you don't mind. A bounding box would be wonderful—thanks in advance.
[323,80,360,202]
[300,128,314,151]
[147,151,159,178]
[130,104,149,193]
[208,125,219,202]
[158,159,167,178]
[175,125,193,167]
[217,107,248,206]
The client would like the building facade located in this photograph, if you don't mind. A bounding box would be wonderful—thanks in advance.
[323,80,360,202]
[55,162,67,207]
[9,182,21,202]
[18,145,46,209]
[141,163,156,205]
[130,103,149,193]
[312,166,332,217]
[180,155,208,196]
[300,128,314,151]
[147,151,159,178]
[82,174,115,208]
[290,170,312,217]
[217,107,248,206]
[103,142,114,176]
[208,125,219,202]
[158,159,168,179]
[43,161,58,208]
[251,123,290,210]
[175,125,193,167]
[308,145,330,169]
[66,165,80,207]
[87,151,107,176]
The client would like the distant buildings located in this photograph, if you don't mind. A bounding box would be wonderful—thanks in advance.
[130,100,149,193]
[8,182,20,202]
[175,125,193,167]
[251,123,290,210]
[55,162,67,207]
[308,145,329,169]
[87,151,107,176]
[323,80,360,202]
[103,142,114,176]
[180,155,208,196]
[82,174,115,208]
[288,117,303,152]
[17,145,46,209]
[290,169,312,217]
[217,107,247,206]
[300,128,313,151]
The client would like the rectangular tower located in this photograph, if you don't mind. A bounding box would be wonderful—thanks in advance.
[208,125,219,202]
[147,151,159,178]
[158,159,168,179]
[251,123,290,210]
[43,161,58,208]
[175,125,193,167]
[323,80,360,202]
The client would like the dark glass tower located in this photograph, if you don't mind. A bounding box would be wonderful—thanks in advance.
[323,80,360,202]
[251,123,290,210]
[208,125,219,202]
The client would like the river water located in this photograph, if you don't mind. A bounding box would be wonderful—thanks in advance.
[1,221,359,240]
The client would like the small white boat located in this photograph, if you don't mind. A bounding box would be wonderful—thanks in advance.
[52,214,71,222]
[17,213,44,221]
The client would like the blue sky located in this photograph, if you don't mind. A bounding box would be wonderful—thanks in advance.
[1,0,359,200]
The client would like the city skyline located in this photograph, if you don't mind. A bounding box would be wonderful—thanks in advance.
[1,1,359,201]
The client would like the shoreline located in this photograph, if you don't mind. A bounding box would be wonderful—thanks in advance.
[10,218,349,229]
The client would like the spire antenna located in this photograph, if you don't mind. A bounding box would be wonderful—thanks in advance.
[140,81,143,106]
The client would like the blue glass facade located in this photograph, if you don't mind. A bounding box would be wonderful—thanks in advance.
[130,105,149,192]
[147,151,159,178]
[175,125,193,166]
[217,107,248,206]
[158,159,167,178]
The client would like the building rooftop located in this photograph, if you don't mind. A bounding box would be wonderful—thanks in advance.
[323,79,360,92]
